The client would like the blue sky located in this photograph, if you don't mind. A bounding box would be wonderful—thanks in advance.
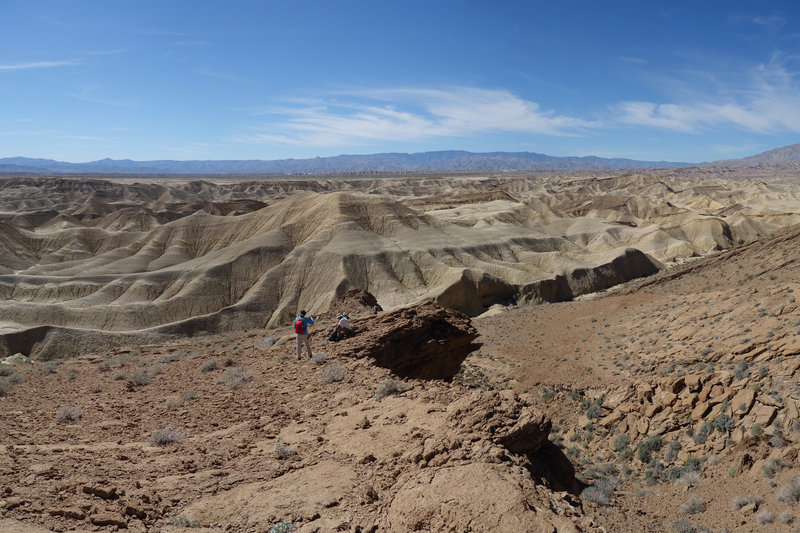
[1,1,799,163]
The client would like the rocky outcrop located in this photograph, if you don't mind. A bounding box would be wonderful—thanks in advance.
[336,300,480,379]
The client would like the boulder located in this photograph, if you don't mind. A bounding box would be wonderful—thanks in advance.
[447,391,550,456]
[732,388,756,416]
[690,402,710,421]
[386,463,581,533]
[752,404,777,427]
[335,300,480,379]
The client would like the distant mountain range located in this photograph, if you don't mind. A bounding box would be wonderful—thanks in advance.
[707,143,800,167]
[0,151,690,175]
[0,144,797,175]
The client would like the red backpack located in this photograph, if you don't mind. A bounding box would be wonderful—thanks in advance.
[294,318,305,334]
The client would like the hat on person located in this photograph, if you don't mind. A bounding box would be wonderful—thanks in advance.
[300,310,306,316]
[336,313,342,319]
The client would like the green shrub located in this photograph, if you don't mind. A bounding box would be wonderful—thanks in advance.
[712,414,734,433]
[613,434,630,451]
[269,519,296,533]
[637,436,663,463]
[585,404,603,419]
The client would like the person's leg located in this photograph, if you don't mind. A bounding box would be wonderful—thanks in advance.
[304,334,313,358]
[296,334,302,360]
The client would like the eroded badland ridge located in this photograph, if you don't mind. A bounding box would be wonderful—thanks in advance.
[1,165,800,532]
[2,168,800,359]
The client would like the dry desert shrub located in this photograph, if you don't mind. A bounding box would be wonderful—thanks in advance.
[274,437,292,460]
[680,495,705,514]
[170,515,198,527]
[675,470,702,486]
[5,372,24,384]
[200,359,219,372]
[149,425,184,446]
[756,509,775,524]
[780,510,794,524]
[732,494,762,510]
[126,372,151,386]
[222,367,253,389]
[0,365,14,377]
[374,379,407,400]
[56,404,83,422]
[580,485,612,505]
[320,362,345,383]
[258,337,276,350]
[310,352,328,365]
[777,476,800,504]
[0,378,11,396]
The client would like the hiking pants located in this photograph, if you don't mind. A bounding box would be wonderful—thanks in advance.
[296,333,312,359]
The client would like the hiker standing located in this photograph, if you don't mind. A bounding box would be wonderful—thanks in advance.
[294,310,315,360]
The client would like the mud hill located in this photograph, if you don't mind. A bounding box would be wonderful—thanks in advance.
[2,171,800,360]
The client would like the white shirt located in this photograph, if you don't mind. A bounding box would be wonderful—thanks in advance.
[338,317,351,329]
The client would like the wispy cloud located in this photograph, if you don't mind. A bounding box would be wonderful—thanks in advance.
[191,66,243,81]
[0,129,59,136]
[71,87,138,107]
[235,86,596,147]
[0,59,78,72]
[85,49,126,56]
[173,41,211,47]
[612,58,800,134]
[619,56,647,65]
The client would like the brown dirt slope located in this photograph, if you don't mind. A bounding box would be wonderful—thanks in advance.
[470,222,800,532]
[0,301,592,532]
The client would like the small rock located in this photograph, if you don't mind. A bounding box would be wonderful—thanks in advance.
[29,464,53,476]
[4,497,24,510]
[49,507,86,520]
[90,511,128,528]
[757,394,783,408]
[740,502,758,515]
[684,374,703,390]
[82,484,118,500]
[690,402,710,421]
